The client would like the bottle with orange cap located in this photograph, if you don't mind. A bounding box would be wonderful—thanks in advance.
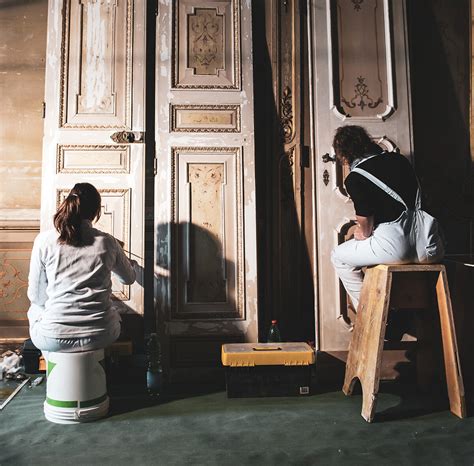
[267,320,282,343]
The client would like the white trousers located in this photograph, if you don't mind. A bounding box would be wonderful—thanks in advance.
[331,222,414,309]
[30,319,121,353]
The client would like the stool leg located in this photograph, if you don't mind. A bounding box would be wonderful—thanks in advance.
[342,266,392,422]
[436,269,466,418]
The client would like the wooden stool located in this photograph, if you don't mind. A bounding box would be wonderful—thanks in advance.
[342,264,466,422]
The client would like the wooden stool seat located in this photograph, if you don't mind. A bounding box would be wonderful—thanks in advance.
[342,264,466,422]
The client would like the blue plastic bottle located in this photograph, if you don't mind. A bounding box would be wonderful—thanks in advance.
[146,333,163,397]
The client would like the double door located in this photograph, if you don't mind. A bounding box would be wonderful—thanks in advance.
[41,0,258,364]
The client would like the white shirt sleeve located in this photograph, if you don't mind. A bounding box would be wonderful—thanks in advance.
[112,238,137,285]
[27,234,48,321]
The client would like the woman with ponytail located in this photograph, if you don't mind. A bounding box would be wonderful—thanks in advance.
[27,183,137,352]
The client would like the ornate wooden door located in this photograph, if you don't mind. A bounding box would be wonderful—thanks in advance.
[309,0,414,350]
[41,0,146,315]
[155,0,258,365]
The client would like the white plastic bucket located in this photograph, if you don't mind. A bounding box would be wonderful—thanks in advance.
[43,349,109,424]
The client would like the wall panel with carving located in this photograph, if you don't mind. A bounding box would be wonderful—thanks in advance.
[331,0,393,120]
[60,0,133,128]
[173,0,240,89]
[0,249,31,321]
[0,228,39,336]
[171,147,243,320]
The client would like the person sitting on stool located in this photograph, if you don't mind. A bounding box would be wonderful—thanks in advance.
[27,182,137,353]
[331,125,444,311]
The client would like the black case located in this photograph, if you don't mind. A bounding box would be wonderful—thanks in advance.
[22,338,43,373]
[225,366,312,397]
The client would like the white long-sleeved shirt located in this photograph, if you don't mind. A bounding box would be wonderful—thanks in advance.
[27,220,136,338]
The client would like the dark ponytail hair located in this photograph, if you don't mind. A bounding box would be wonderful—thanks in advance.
[53,183,101,246]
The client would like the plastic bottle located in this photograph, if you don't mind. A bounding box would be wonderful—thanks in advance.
[146,333,163,397]
[267,320,282,343]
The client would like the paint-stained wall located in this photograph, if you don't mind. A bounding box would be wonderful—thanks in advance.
[0,1,47,328]
[0,0,48,221]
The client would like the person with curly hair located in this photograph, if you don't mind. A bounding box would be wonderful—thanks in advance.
[331,125,443,310]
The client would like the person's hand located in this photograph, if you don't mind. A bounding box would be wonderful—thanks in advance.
[354,226,370,241]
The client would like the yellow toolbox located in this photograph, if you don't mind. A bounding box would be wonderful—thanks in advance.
[221,342,315,397]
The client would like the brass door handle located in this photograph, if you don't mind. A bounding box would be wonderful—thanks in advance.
[110,131,144,144]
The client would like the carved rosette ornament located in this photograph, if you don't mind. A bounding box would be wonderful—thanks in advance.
[280,86,294,143]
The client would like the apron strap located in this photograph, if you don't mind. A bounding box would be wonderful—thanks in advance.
[351,167,411,210]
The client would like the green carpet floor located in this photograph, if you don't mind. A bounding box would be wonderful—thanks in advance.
[1,379,474,466]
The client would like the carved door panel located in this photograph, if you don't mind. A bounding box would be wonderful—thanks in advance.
[41,0,146,314]
[155,0,258,365]
[309,0,413,350]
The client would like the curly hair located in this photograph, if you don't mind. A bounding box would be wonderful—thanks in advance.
[332,125,373,165]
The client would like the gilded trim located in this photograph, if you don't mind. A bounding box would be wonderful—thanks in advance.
[170,104,241,132]
[56,144,131,174]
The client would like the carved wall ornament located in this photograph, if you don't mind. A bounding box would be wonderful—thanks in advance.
[188,8,224,75]
[280,86,294,143]
[352,0,364,11]
[172,0,241,89]
[341,76,383,111]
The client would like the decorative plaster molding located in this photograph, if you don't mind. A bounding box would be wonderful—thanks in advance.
[170,104,241,132]
[170,146,244,320]
[56,144,131,174]
[172,0,241,90]
[59,0,133,129]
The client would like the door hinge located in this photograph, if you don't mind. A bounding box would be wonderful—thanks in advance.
[153,157,158,176]
[42,102,46,119]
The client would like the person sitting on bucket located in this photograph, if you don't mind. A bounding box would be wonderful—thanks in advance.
[27,182,137,353]
[331,125,444,311]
